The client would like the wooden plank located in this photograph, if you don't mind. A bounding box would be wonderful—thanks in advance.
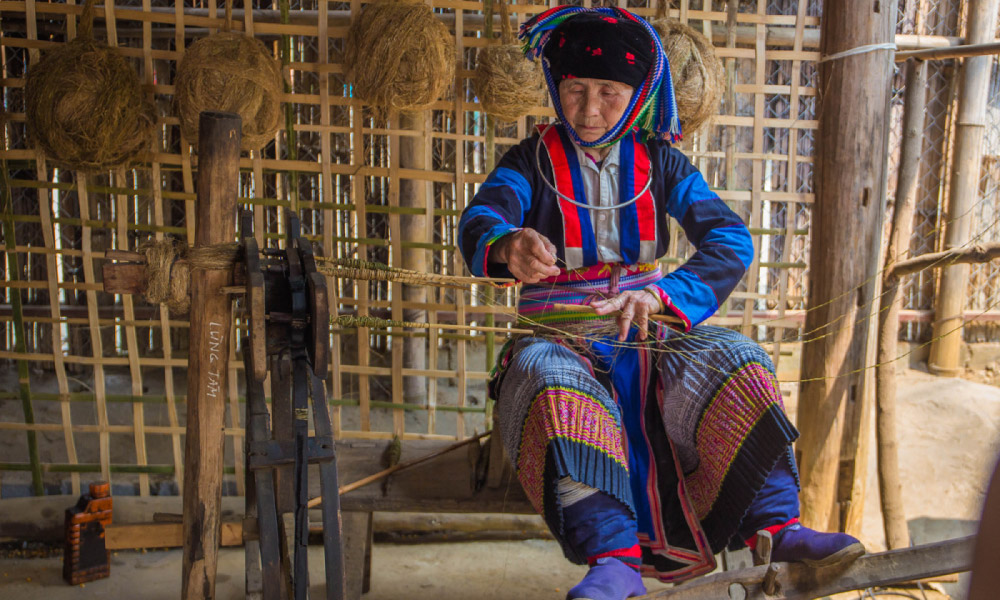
[180,112,241,600]
[331,438,531,514]
[106,522,243,550]
[341,512,372,600]
[636,536,975,600]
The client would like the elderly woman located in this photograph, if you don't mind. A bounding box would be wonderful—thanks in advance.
[459,7,862,599]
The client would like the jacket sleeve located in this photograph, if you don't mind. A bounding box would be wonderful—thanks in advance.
[646,144,755,331]
[458,137,537,279]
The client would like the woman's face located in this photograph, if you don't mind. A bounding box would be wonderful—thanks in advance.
[557,78,635,143]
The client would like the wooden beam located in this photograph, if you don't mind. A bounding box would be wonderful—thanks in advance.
[106,522,243,550]
[895,41,1000,61]
[180,112,242,600]
[928,0,1000,375]
[104,513,549,550]
[796,0,897,533]
[635,536,975,600]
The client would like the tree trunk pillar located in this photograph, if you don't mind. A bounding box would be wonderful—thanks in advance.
[400,112,429,405]
[796,0,897,532]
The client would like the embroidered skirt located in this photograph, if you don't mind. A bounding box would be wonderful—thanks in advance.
[492,268,798,582]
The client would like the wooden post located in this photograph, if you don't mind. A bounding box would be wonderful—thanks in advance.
[969,456,1000,600]
[795,0,897,532]
[181,111,241,600]
[928,0,1000,375]
[875,58,927,551]
[399,112,429,406]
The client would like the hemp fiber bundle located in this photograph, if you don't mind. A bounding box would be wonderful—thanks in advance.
[175,31,283,151]
[651,17,723,135]
[472,1,544,123]
[344,0,455,114]
[24,0,155,171]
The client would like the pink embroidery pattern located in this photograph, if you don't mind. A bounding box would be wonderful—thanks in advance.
[683,363,783,519]
[516,386,628,514]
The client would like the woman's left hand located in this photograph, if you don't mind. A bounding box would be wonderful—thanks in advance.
[590,290,662,342]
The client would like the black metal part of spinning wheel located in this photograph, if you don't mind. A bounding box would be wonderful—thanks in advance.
[240,209,345,600]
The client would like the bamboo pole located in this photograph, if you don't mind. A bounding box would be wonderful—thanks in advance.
[928,0,1000,375]
[180,112,241,600]
[0,156,43,496]
[895,41,1000,61]
[875,57,926,551]
[796,0,897,532]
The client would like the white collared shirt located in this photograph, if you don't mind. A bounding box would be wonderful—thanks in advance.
[571,140,623,263]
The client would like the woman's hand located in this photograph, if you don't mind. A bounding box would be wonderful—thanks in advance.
[591,290,663,342]
[490,228,561,283]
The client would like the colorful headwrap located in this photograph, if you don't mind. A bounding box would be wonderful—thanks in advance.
[519,6,682,147]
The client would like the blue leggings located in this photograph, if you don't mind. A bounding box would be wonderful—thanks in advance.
[736,450,800,542]
[563,450,800,559]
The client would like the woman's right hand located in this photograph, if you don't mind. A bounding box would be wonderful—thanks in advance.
[490,228,561,283]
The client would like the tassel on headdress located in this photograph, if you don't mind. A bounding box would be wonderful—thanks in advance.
[519,5,682,147]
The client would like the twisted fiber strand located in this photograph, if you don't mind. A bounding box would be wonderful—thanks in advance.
[318,257,509,287]
[335,315,531,335]
[136,240,240,314]
[338,314,471,330]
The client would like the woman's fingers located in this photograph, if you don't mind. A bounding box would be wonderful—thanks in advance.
[527,234,557,267]
[617,299,636,341]
[590,294,621,315]
[588,291,658,341]
[504,229,560,282]
[636,306,649,341]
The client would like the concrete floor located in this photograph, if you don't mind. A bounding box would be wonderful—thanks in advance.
[0,540,671,599]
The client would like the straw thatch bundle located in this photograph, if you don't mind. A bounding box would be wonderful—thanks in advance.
[24,1,155,171]
[174,31,283,151]
[651,17,724,135]
[344,0,455,114]
[472,1,544,123]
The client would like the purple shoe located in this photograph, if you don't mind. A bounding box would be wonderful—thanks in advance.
[567,557,647,600]
[771,523,866,568]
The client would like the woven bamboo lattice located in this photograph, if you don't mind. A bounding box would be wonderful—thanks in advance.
[0,0,826,498]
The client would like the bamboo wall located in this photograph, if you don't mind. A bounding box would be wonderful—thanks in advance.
[888,0,1000,343]
[2,0,823,498]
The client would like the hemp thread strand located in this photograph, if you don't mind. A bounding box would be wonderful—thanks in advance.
[318,257,510,288]
[137,239,239,314]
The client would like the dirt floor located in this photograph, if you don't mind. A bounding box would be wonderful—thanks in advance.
[1,366,998,599]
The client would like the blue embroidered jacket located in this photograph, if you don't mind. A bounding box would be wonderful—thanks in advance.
[458,125,754,330]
